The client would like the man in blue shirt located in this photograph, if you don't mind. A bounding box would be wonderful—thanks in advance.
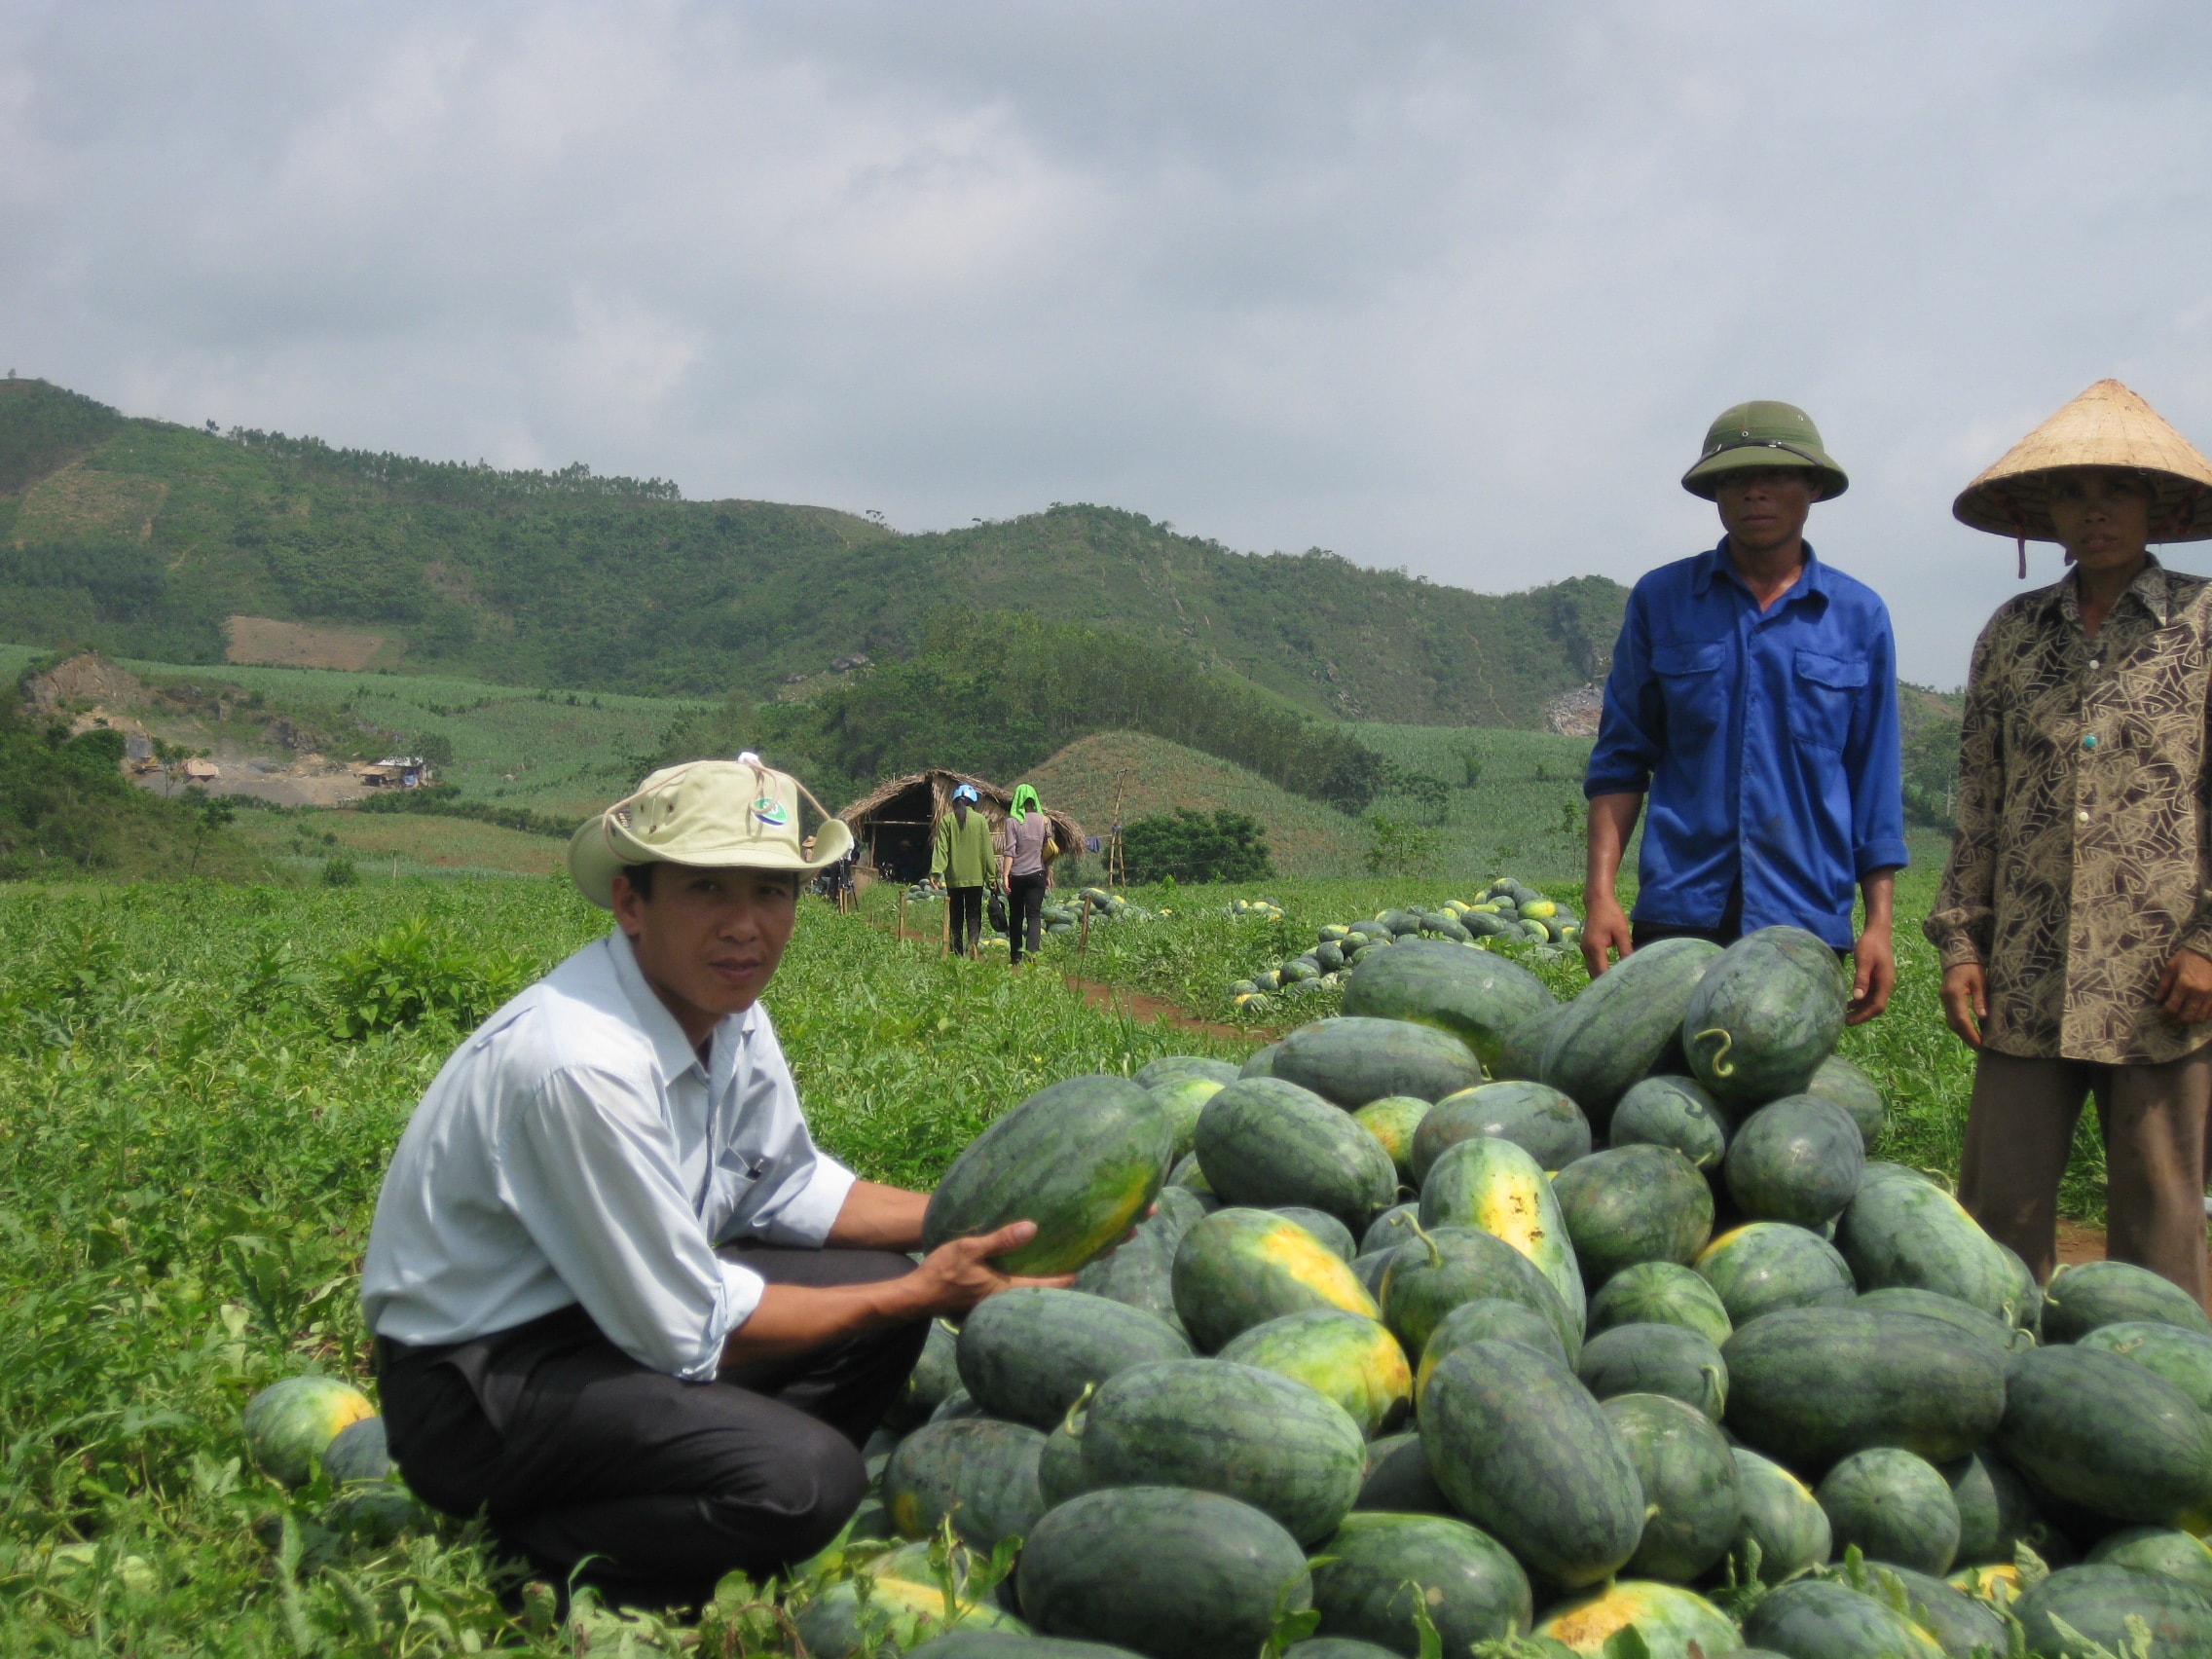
[1581,401,1908,1025]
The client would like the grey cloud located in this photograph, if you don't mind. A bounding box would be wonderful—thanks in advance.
[6,1,2212,682]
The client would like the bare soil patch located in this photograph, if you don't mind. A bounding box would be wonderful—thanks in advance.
[226,615,400,672]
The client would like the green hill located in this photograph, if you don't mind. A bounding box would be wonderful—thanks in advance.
[0,378,1623,726]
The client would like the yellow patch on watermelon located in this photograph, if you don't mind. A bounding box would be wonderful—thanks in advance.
[1046,1166,1161,1273]
[1253,1218,1382,1317]
[1536,1581,1738,1658]
[1947,1563,2020,1605]
[887,1490,925,1539]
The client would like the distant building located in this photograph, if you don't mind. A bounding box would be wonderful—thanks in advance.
[359,756,431,788]
[181,757,221,781]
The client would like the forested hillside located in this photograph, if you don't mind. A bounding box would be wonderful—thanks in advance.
[0,378,1624,725]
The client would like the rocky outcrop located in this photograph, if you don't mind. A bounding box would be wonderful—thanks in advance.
[1544,683,1604,737]
[22,651,145,718]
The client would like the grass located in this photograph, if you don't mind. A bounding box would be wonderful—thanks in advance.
[227,806,571,882]
[0,879,1243,1653]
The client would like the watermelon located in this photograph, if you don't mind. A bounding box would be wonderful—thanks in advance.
[1380,1223,1581,1362]
[1693,1222,1857,1326]
[1604,1391,1742,1582]
[2087,1525,2212,1594]
[1137,1055,1241,1090]
[1551,1144,1714,1284]
[1805,1054,1887,1150]
[1016,1487,1312,1659]
[1360,1201,1421,1258]
[1741,1579,1945,1659]
[1349,1250,1393,1301]
[1172,1208,1382,1353]
[2010,1564,2212,1659]
[1147,1076,1225,1161]
[1272,1205,1356,1261]
[884,1419,1047,1549]
[1588,1261,1733,1347]
[1409,1081,1591,1182]
[1833,1172,2020,1324]
[906,1634,1138,1658]
[1418,1135,1585,1325]
[1218,1310,1412,1439]
[1732,1446,1833,1580]
[1609,1075,1730,1173]
[1723,1093,1865,1228]
[1240,1043,1281,1079]
[240,1376,378,1489]
[1996,1239,2044,1335]
[890,1318,964,1431]
[924,1076,1172,1273]
[2043,1258,2212,1345]
[1349,1095,1430,1186]
[957,1288,1191,1429]
[1037,1402,1088,1512]
[1946,1563,2023,1606]
[1493,1002,1569,1083]
[1864,1566,2008,1658]
[321,1417,393,1487]
[2079,1319,2212,1413]
[1353,1432,1449,1516]
[1280,1642,1397,1659]
[1944,1450,2051,1568]
[1998,1345,2212,1524]
[796,1574,1028,1656]
[1723,1307,2009,1469]
[931,1389,985,1422]
[1576,1323,1728,1420]
[1081,1358,1366,1544]
[1419,1339,1646,1588]
[1680,926,1848,1110]
[1309,1511,1532,1653]
[1534,1581,1741,1659]
[1073,1186,1209,1334]
[1540,938,1724,1130]
[1270,1017,1485,1109]
[1816,1447,1961,1573]
[1417,1297,1571,1403]
[323,1480,431,1544]
[1196,1078,1399,1230]
[1339,937,1556,1070]
[1854,1287,2018,1355]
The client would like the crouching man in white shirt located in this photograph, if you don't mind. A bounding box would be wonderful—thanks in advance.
[360,757,1068,1608]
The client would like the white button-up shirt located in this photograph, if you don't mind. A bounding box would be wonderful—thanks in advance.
[359,930,857,1381]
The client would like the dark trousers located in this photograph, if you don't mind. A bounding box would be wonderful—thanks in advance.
[1632,882,1745,950]
[377,1244,927,1608]
[947,885,985,955]
[1959,1045,2210,1305]
[1008,871,1048,963]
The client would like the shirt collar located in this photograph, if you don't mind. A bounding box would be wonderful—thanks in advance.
[1691,539,1829,608]
[2044,554,2169,629]
[604,929,748,1084]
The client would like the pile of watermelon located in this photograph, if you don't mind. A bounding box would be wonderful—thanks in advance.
[1231,878,1581,1014]
[1227,896,1288,922]
[1041,888,1156,936]
[842,924,2212,1659]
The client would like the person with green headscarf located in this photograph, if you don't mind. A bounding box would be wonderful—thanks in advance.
[997,784,1054,965]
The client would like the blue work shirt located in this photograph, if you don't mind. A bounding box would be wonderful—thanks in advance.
[1585,540,1908,949]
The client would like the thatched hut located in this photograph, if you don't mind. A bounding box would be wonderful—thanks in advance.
[838,770,1086,883]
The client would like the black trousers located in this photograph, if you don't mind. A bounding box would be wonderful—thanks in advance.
[1631,881,1745,949]
[946,885,985,955]
[1008,871,1048,963]
[377,1244,927,1608]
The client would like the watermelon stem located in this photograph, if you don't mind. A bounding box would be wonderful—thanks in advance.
[1059,1381,1096,1435]
[1690,1027,1736,1079]
[1408,1218,1444,1268]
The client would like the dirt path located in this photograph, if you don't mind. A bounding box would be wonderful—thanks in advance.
[1063,977,1255,1045]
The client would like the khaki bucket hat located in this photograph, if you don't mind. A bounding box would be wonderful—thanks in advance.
[1953,380,2212,570]
[568,755,854,909]
[1681,400,1850,500]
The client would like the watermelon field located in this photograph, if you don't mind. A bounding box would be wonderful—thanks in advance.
[0,865,2182,1655]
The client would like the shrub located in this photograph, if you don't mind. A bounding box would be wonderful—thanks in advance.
[327,917,530,1038]
[1121,809,1273,885]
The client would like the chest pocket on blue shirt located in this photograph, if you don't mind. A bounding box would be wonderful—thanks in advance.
[1653,641,1728,742]
[1789,649,1867,751]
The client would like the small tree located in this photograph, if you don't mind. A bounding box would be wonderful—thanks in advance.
[1365,814,1442,877]
[1122,809,1273,884]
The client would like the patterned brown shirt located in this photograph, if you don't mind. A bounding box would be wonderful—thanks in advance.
[1926,560,2212,1063]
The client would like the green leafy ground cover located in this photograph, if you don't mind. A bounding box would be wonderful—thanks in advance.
[0,879,1242,1652]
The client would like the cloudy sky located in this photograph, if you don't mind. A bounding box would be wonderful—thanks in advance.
[7,2,2211,683]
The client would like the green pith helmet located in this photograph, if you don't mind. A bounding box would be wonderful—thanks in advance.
[1681,400,1849,500]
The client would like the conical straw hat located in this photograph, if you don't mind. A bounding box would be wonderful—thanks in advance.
[1954,379,2212,546]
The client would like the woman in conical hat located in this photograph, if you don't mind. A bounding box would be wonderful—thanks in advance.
[1928,381,2212,1306]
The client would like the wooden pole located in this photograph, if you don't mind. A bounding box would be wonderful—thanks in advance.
[898,889,907,944]
[1079,897,1091,971]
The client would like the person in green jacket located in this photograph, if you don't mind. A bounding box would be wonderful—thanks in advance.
[931,783,996,957]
